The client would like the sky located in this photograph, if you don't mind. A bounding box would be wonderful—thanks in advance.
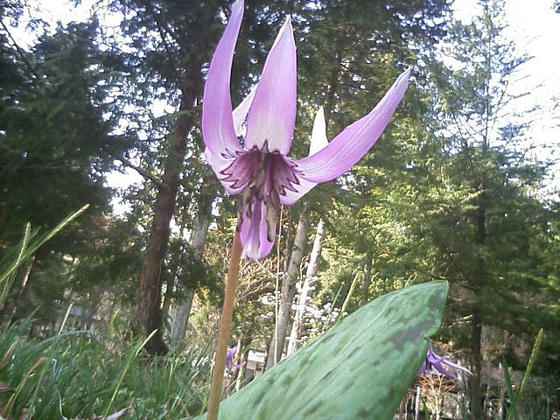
[454,0,560,194]
[7,0,560,204]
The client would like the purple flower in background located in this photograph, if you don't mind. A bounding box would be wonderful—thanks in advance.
[225,345,243,370]
[202,0,410,259]
[419,344,471,379]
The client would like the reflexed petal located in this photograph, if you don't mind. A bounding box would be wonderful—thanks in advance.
[205,149,252,195]
[202,0,244,157]
[420,345,471,379]
[431,362,456,379]
[279,175,317,205]
[309,106,328,156]
[233,85,257,137]
[245,18,297,154]
[239,200,275,259]
[442,358,472,375]
[295,68,411,182]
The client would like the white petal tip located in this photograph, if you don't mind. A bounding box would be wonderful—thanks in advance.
[232,0,244,14]
[279,16,293,35]
[309,106,328,155]
[402,67,412,80]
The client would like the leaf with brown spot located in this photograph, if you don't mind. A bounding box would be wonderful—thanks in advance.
[196,281,448,419]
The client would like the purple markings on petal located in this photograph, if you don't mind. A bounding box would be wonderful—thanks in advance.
[295,68,411,183]
[279,176,317,205]
[240,199,275,259]
[220,151,260,192]
[244,17,297,155]
[234,149,303,259]
[204,148,239,194]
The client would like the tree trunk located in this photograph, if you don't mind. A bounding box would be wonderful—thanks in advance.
[282,208,294,273]
[469,307,483,419]
[469,18,491,416]
[470,193,486,417]
[470,139,487,417]
[135,70,200,355]
[161,278,174,320]
[359,251,373,306]
[169,191,213,346]
[266,203,310,368]
[287,217,325,356]
[169,289,194,342]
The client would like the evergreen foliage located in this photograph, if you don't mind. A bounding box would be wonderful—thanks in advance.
[0,0,558,417]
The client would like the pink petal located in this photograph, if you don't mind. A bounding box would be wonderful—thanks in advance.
[239,200,275,259]
[205,149,255,195]
[232,85,257,137]
[202,0,244,157]
[276,107,326,205]
[204,149,239,194]
[279,175,317,205]
[244,18,297,154]
[442,359,472,375]
[294,68,411,182]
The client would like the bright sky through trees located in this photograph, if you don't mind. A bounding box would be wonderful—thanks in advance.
[10,0,560,199]
[454,0,560,193]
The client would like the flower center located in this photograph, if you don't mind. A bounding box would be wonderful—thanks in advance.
[220,145,299,242]
[239,149,298,209]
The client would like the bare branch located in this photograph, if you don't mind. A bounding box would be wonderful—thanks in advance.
[106,150,164,189]
[0,19,40,81]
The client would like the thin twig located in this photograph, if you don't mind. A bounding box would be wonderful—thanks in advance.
[65,115,164,188]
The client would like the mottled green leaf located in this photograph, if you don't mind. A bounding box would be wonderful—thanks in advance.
[199,280,448,419]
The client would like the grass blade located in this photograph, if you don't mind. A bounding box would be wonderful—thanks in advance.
[506,329,544,420]
[0,204,89,286]
[104,329,157,417]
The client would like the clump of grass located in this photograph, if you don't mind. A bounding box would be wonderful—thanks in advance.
[0,317,211,419]
[0,207,211,419]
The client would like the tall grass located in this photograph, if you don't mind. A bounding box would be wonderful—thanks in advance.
[0,208,211,419]
[0,318,211,418]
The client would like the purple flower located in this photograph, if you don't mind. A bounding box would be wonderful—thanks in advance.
[418,344,471,379]
[225,345,243,370]
[202,0,410,259]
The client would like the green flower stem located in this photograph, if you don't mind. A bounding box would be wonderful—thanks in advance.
[207,228,243,420]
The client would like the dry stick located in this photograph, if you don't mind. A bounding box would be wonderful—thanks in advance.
[207,229,243,420]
